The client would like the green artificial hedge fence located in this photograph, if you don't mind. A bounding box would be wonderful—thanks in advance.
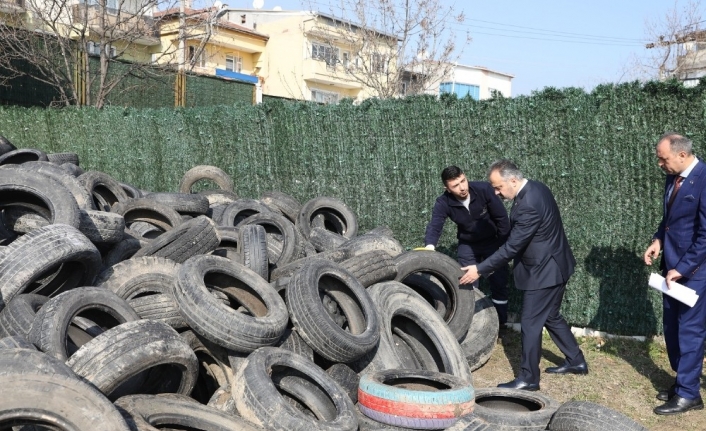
[1,79,705,336]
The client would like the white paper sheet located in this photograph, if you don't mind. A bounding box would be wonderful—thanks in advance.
[648,273,699,307]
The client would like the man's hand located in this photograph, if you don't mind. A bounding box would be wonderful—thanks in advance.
[665,269,683,289]
[459,265,479,285]
[644,239,661,265]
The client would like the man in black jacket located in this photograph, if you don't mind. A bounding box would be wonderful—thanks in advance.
[461,159,587,391]
[424,165,511,324]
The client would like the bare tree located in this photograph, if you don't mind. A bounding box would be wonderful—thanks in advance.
[630,0,705,82]
[305,0,468,99]
[0,0,206,107]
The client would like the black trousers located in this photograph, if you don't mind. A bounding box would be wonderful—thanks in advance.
[519,282,584,384]
[457,239,509,323]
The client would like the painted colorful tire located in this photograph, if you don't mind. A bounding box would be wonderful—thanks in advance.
[358,369,475,429]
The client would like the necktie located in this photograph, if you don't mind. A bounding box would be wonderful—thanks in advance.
[668,176,684,209]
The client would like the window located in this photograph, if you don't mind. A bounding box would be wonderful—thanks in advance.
[86,41,116,58]
[311,42,339,66]
[371,53,387,73]
[188,46,206,68]
[225,54,242,73]
[311,89,339,104]
[439,82,480,100]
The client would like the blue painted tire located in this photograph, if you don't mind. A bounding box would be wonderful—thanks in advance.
[359,369,474,405]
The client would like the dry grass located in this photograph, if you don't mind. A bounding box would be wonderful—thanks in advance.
[472,328,706,431]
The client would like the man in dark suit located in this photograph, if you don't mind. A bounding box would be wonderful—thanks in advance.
[423,165,511,324]
[644,133,706,415]
[461,159,587,391]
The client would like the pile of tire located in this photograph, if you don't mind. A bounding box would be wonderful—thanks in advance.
[0,138,652,431]
[0,139,504,430]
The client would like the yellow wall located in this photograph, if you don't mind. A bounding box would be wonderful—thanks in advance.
[252,13,394,103]
[156,17,266,77]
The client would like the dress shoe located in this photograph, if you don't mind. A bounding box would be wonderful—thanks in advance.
[653,395,704,415]
[497,378,539,391]
[657,384,676,401]
[544,361,589,375]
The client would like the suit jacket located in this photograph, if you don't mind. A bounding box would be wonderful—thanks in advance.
[477,180,575,290]
[655,159,706,281]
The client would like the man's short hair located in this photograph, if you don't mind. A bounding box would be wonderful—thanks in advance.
[659,132,693,155]
[441,166,464,184]
[488,159,524,181]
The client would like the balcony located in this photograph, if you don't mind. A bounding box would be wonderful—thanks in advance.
[302,58,362,89]
[0,0,24,14]
[71,3,160,46]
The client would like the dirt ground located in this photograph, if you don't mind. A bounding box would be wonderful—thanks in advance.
[471,327,706,431]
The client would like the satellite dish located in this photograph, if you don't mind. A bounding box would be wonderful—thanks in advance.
[273,5,282,10]
[252,0,264,9]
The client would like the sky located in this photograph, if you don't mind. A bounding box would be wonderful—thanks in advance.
[207,0,694,96]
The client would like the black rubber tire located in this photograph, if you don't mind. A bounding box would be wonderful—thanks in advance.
[232,346,358,431]
[207,385,239,416]
[211,226,239,261]
[129,293,188,329]
[180,330,235,404]
[472,387,560,431]
[277,326,315,361]
[240,212,306,269]
[0,148,48,165]
[0,136,16,155]
[116,393,261,431]
[66,319,199,401]
[260,190,302,223]
[0,348,131,430]
[339,250,397,287]
[0,294,48,339]
[547,400,648,431]
[219,198,276,227]
[394,250,474,341]
[143,192,210,215]
[0,335,36,349]
[461,289,499,371]
[445,414,493,430]
[46,152,79,166]
[297,196,358,240]
[309,226,348,252]
[342,233,405,258]
[287,259,380,363]
[119,181,143,199]
[0,168,81,228]
[10,161,94,210]
[0,224,102,308]
[96,255,180,299]
[29,286,140,361]
[112,197,184,233]
[199,189,239,207]
[175,254,288,352]
[61,162,85,177]
[269,249,351,283]
[133,215,220,263]
[326,363,360,404]
[1,206,49,233]
[101,234,149,270]
[238,224,269,281]
[78,170,130,212]
[79,209,126,244]
[356,281,472,384]
[179,165,234,193]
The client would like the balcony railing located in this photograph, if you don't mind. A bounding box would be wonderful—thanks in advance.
[72,3,158,40]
